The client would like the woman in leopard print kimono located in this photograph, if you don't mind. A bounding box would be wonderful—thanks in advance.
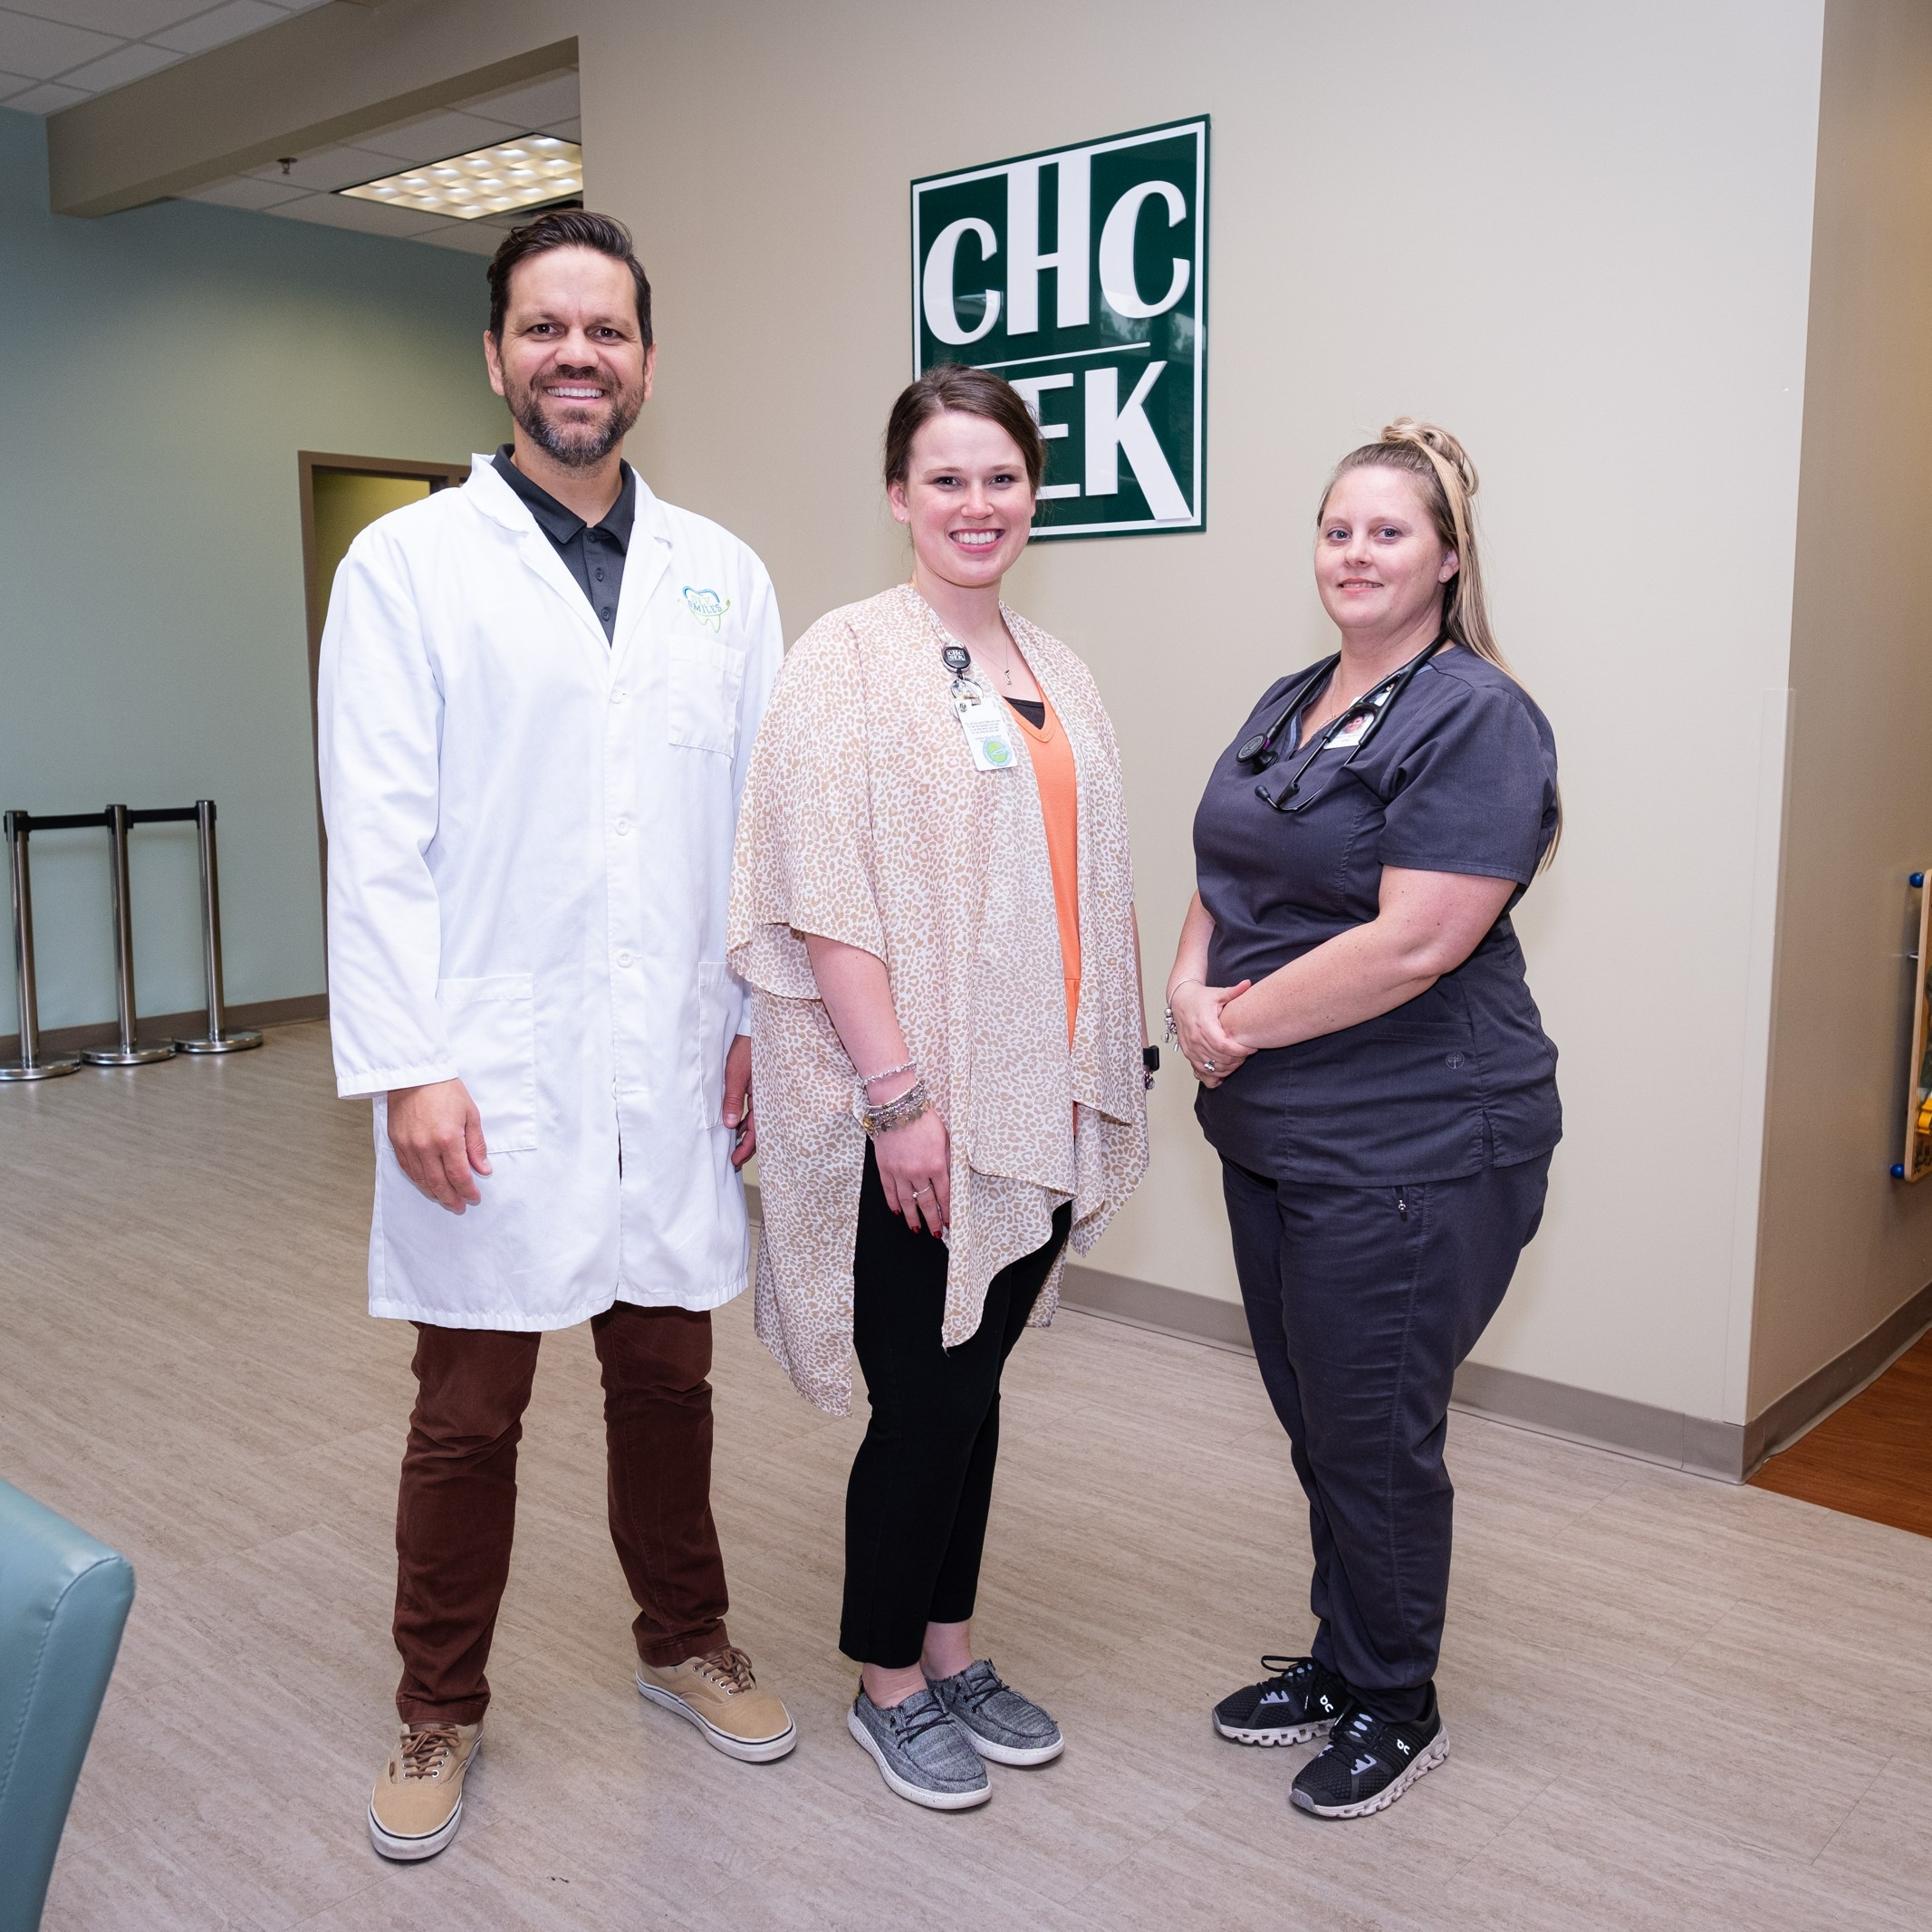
[727,364,1148,1808]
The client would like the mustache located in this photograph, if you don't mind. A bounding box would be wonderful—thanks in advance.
[507,366,644,470]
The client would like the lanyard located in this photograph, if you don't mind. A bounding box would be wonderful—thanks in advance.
[1241,636,1448,813]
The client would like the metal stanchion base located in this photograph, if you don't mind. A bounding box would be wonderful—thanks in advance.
[0,1057,82,1081]
[80,1042,178,1066]
[173,1030,264,1054]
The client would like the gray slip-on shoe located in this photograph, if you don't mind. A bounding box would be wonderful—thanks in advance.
[927,1658,1064,1767]
[848,1687,992,1810]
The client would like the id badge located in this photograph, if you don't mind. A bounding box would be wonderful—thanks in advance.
[952,679,1017,771]
[1329,685,1393,749]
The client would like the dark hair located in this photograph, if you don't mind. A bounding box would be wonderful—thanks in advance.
[884,363,1045,495]
[485,209,653,348]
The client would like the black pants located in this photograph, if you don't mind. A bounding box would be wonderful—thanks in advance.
[1221,1152,1551,1721]
[841,1145,1072,1668]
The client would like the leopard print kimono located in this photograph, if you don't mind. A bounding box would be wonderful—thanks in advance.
[726,584,1149,1414]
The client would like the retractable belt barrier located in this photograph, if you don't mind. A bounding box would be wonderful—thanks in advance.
[0,799,263,1083]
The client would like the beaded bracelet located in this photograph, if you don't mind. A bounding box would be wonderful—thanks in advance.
[858,1058,916,1090]
[852,1074,933,1138]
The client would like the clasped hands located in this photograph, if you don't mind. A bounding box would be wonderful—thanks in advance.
[389,1034,758,1215]
[1169,977,1255,1090]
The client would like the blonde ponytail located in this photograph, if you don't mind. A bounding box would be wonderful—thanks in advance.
[1338,418,1513,676]
[1321,418,1559,861]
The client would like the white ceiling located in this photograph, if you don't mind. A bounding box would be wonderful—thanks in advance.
[183,69,582,254]
[0,0,332,115]
[0,3,582,255]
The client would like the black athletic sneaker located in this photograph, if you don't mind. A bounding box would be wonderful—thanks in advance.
[1212,1656,1351,1746]
[1290,1693,1448,1818]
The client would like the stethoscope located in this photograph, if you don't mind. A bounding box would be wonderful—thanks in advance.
[1237,634,1449,811]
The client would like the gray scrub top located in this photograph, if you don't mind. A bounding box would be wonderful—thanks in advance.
[1191,645,1562,1186]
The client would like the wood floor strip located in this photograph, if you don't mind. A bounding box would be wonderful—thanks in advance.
[1748,1333,1932,1538]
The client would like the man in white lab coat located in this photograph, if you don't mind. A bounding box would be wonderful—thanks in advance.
[319,210,793,1864]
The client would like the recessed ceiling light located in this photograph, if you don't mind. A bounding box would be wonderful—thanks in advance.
[339,136,584,221]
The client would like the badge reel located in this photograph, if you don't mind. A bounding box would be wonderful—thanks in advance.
[942,642,1016,773]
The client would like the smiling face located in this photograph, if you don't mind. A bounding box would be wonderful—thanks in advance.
[1314,466,1458,646]
[483,245,654,469]
[888,410,1035,591]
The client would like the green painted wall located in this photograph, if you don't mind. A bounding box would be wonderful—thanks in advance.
[0,107,506,1039]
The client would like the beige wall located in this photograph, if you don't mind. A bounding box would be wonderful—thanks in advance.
[584,0,1826,1426]
[1751,0,1932,1416]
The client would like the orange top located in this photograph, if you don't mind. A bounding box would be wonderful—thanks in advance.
[1006,695,1081,1040]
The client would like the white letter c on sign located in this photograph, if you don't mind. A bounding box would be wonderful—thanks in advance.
[1098,182,1190,320]
[922,217,1003,345]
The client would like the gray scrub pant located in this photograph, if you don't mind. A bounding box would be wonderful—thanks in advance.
[1220,1151,1552,1722]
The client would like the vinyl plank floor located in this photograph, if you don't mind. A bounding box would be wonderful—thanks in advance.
[4,1023,1929,1930]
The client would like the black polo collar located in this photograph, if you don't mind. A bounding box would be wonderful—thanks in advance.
[492,445,635,551]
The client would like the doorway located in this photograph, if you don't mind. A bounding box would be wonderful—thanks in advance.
[297,452,471,918]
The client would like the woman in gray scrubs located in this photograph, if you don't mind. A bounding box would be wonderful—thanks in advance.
[1168,419,1560,1821]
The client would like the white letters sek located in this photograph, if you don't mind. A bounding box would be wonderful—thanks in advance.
[318,456,783,1329]
[922,145,1193,518]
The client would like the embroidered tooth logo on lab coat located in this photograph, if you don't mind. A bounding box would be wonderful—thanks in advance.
[683,586,731,630]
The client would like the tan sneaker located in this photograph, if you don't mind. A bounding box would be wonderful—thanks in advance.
[636,1646,797,1762]
[368,1721,481,1860]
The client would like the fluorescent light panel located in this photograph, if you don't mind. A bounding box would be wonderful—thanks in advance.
[338,136,583,221]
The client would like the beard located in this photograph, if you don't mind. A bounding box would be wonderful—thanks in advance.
[506,369,644,469]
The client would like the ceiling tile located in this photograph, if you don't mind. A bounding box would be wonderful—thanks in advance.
[457,72,578,130]
[1,76,91,111]
[151,0,282,55]
[541,115,580,142]
[244,143,395,191]
[0,66,39,98]
[350,109,524,165]
[54,38,179,91]
[5,2,204,34]
[0,12,119,79]
[275,192,451,239]
[183,172,309,209]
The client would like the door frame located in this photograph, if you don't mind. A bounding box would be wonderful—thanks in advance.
[298,451,472,933]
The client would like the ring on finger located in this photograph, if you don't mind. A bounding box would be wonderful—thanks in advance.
[912,1183,933,1199]
[1203,1058,1217,1071]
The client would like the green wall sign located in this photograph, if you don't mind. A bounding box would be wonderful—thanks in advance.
[911,116,1208,539]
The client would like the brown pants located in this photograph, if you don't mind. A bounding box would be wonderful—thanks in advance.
[393,1303,730,1725]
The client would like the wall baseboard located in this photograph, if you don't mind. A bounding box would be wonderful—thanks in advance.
[1451,1359,1745,1482]
[1058,1264,1746,1479]
[1056,1262,1255,1353]
[1742,1277,1932,1471]
[542,1177,1932,1482]
[0,994,328,1063]
[1058,1262,1932,1485]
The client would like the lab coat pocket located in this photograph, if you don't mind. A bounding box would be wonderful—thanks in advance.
[668,636,748,757]
[436,974,538,1153]
[692,961,735,1133]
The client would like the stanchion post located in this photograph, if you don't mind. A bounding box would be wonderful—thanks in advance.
[80,803,176,1068]
[0,811,80,1081]
[174,799,261,1054]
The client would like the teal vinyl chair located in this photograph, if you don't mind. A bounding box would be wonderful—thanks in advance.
[0,1482,134,1932]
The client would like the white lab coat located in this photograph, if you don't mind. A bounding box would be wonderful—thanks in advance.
[318,455,783,1329]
